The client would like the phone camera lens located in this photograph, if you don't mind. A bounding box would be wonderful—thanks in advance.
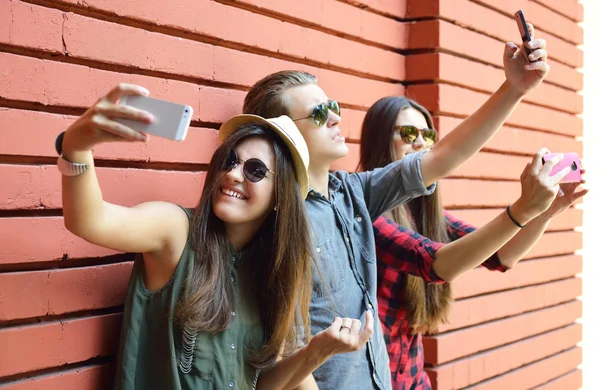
[571,161,577,171]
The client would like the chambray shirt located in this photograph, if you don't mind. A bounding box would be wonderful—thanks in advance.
[307,151,435,390]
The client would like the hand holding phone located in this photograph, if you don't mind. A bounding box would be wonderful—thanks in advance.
[542,152,582,183]
[514,10,537,61]
[115,96,193,141]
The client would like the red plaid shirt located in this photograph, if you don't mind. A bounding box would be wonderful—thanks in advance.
[375,211,508,390]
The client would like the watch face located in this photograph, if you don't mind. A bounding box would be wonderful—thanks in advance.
[55,132,65,155]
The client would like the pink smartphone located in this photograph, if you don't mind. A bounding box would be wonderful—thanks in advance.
[542,152,582,183]
[514,10,535,61]
[115,95,193,141]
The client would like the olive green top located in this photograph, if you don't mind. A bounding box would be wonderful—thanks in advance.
[114,208,265,390]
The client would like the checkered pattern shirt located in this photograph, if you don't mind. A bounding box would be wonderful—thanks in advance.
[375,211,508,389]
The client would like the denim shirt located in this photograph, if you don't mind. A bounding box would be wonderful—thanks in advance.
[306,151,435,390]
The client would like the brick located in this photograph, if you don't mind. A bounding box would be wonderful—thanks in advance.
[336,0,408,19]
[406,53,583,114]
[408,84,582,136]
[449,207,582,232]
[534,0,584,22]
[0,263,132,321]
[52,0,406,80]
[422,300,581,364]
[426,324,582,389]
[0,0,63,53]
[534,369,583,390]
[0,164,207,210]
[62,13,403,108]
[451,255,582,299]
[435,116,582,156]
[474,0,583,44]
[0,217,120,265]
[0,314,121,377]
[223,0,407,50]
[409,19,582,73]
[468,347,581,389]
[0,364,113,390]
[440,278,581,332]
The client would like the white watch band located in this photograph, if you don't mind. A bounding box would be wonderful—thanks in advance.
[57,155,89,176]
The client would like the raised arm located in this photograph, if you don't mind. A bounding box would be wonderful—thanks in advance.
[420,24,550,187]
[61,84,188,255]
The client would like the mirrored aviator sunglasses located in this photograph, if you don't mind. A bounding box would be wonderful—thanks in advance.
[295,100,341,127]
[395,125,437,147]
[223,149,275,183]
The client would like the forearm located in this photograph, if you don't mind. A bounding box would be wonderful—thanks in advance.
[497,213,551,267]
[256,344,326,390]
[433,202,537,281]
[421,81,524,186]
[61,136,108,240]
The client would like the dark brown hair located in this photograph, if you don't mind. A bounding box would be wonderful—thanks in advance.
[243,70,317,117]
[359,96,452,335]
[175,123,312,367]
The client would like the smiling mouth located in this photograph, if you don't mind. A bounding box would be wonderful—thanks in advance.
[221,188,247,200]
[333,133,345,142]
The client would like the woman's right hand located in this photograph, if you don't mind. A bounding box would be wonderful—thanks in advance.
[307,310,374,361]
[510,148,571,224]
[62,83,154,154]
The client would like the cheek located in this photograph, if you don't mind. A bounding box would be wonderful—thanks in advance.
[248,182,276,211]
[393,139,411,160]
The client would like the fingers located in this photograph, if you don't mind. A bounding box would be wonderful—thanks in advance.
[527,23,535,40]
[105,83,150,104]
[531,148,550,174]
[525,60,550,72]
[549,165,571,186]
[528,48,548,62]
[90,114,147,141]
[504,42,519,59]
[358,311,374,346]
[95,101,153,123]
[330,317,343,332]
[340,319,353,333]
[349,319,362,335]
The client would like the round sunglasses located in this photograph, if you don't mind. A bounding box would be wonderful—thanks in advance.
[293,100,340,127]
[395,125,437,147]
[223,150,275,183]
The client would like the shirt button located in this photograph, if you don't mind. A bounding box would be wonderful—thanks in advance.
[316,247,321,253]
[356,217,362,222]
[399,369,404,374]
[228,381,234,388]
[403,342,408,348]
[231,343,236,350]
[368,303,373,309]
[231,276,235,283]
[345,236,350,243]
[231,311,236,317]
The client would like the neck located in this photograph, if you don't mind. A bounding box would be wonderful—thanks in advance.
[225,219,265,251]
[308,163,331,198]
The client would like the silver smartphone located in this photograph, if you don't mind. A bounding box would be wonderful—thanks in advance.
[115,95,193,141]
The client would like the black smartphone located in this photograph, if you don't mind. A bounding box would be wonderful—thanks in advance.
[514,10,536,61]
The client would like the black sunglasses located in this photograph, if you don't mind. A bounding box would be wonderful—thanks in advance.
[395,125,437,147]
[223,150,275,183]
[293,100,340,127]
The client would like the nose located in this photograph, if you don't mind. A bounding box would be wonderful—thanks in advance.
[412,134,427,151]
[225,163,244,183]
[327,108,341,127]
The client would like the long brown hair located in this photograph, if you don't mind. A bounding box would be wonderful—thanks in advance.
[174,123,313,368]
[359,96,452,335]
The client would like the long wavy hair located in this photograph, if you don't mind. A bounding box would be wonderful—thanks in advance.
[174,123,313,367]
[359,96,453,335]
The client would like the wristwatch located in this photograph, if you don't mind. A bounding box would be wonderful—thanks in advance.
[55,131,89,176]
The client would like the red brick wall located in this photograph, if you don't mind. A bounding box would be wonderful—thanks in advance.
[0,0,584,389]
[404,1,584,389]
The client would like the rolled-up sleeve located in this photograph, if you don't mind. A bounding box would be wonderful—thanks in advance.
[357,151,436,220]
[374,216,446,284]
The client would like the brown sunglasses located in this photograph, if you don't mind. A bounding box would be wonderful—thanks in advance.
[395,125,437,147]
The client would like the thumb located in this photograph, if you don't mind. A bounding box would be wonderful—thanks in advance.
[504,42,518,59]
[358,311,374,346]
